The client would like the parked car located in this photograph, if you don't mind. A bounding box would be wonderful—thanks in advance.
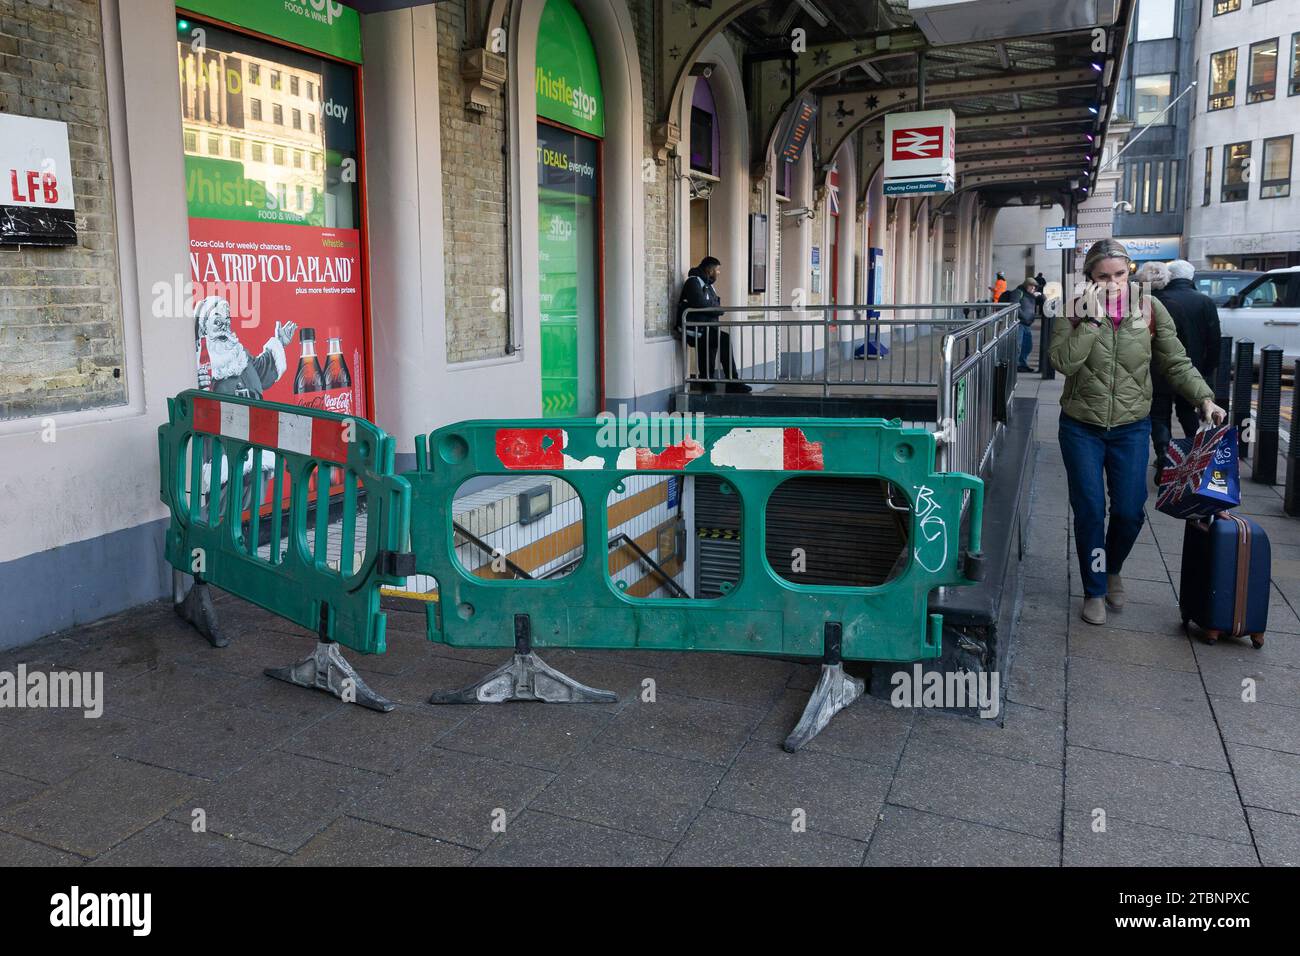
[1217,267,1300,369]
[1194,269,1262,306]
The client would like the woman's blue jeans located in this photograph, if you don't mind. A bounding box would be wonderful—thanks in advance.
[1058,413,1152,598]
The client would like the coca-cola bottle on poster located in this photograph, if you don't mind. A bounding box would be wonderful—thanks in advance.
[324,326,352,390]
[294,327,327,394]
[197,336,212,389]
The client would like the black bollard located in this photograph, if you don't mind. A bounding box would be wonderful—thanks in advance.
[1214,335,1233,410]
[1253,346,1282,485]
[1232,340,1255,461]
[1285,360,1300,516]
[1038,311,1055,380]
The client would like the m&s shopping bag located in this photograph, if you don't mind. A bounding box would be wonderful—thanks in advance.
[1156,424,1241,520]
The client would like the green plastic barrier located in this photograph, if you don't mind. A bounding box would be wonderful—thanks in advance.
[407,417,982,662]
[158,389,412,654]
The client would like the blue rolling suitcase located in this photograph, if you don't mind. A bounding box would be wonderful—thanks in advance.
[1179,511,1269,648]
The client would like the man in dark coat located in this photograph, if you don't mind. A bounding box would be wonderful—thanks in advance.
[999,276,1039,371]
[1152,259,1222,473]
[678,256,749,393]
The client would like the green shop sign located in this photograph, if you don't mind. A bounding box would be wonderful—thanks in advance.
[178,0,363,64]
[535,0,604,138]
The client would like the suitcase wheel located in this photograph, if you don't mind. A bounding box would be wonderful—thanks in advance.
[1204,629,1221,645]
[1250,633,1265,649]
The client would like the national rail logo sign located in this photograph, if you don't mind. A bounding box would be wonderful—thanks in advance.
[883,109,956,196]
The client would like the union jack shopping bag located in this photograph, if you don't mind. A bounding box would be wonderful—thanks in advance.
[1156,424,1241,520]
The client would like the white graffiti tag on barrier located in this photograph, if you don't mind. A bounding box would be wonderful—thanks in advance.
[912,484,949,574]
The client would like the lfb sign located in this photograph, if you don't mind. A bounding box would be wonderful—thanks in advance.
[1,113,76,246]
[883,109,956,195]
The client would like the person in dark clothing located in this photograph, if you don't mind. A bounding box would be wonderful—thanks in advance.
[678,256,750,393]
[1151,259,1222,475]
[999,276,1039,371]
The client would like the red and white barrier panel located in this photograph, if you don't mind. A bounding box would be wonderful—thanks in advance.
[494,426,823,472]
[191,396,350,464]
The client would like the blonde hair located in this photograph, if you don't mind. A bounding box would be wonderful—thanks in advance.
[1134,261,1170,290]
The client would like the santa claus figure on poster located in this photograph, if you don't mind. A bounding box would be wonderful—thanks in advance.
[194,295,296,399]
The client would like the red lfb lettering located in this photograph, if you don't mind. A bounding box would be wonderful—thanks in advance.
[8,169,56,204]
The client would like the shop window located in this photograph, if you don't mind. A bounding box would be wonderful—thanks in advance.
[1261,135,1293,199]
[1247,38,1278,103]
[1209,48,1237,110]
[1222,142,1251,202]
[1136,0,1175,40]
[1213,0,1240,13]
[1291,34,1300,96]
[1134,74,1172,124]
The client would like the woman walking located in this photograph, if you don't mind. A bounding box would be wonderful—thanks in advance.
[1050,239,1227,625]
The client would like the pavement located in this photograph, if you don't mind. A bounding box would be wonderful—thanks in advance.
[0,373,1297,866]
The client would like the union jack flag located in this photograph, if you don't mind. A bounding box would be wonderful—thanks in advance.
[1156,424,1238,518]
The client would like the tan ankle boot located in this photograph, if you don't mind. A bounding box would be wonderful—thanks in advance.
[1106,574,1125,609]
[1082,596,1107,625]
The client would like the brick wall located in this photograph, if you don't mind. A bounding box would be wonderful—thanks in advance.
[0,0,126,421]
[437,0,510,363]
[633,0,671,337]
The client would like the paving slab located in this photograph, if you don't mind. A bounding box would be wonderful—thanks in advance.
[285,816,476,867]
[1064,746,1252,844]
[1062,811,1258,866]
[1225,743,1300,815]
[91,818,285,867]
[1246,807,1300,867]
[669,806,865,867]
[1065,696,1227,772]
[865,805,1058,867]
[352,747,553,849]
[0,756,199,858]
[889,736,1062,841]
[594,693,764,766]
[476,809,673,866]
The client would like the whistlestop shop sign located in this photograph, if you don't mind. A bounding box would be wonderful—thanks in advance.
[0,113,76,246]
[883,109,956,196]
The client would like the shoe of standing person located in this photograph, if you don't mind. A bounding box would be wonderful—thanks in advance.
[1081,596,1107,625]
[1106,574,1126,610]
[724,382,752,394]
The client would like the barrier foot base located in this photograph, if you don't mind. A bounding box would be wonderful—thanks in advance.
[428,653,618,704]
[264,641,395,713]
[782,663,863,752]
[174,574,226,649]
[783,623,861,753]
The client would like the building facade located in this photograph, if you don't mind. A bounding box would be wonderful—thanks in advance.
[1185,0,1300,269]
[0,0,1130,650]
[1111,0,1198,262]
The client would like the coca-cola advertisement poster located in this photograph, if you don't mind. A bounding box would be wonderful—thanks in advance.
[190,217,366,420]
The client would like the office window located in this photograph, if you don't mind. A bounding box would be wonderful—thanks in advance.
[251,98,262,121]
[230,138,242,160]
[276,183,287,209]
[1137,0,1176,39]
[273,146,285,165]
[1222,142,1251,202]
[1248,38,1279,103]
[1129,163,1139,208]
[290,76,299,97]
[296,185,304,211]
[292,108,301,130]
[249,63,260,84]
[1142,161,1152,212]
[310,153,319,172]
[1155,162,1166,212]
[1203,147,1212,205]
[251,142,264,162]
[306,80,314,101]
[207,135,220,156]
[272,104,283,125]
[1213,0,1240,13]
[1134,74,1173,124]
[270,70,282,91]
[1209,49,1238,109]
[1291,34,1300,96]
[1187,153,1194,209]
[183,129,197,152]
[293,149,302,168]
[1261,135,1293,198]
[308,114,316,134]
[1170,159,1179,210]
